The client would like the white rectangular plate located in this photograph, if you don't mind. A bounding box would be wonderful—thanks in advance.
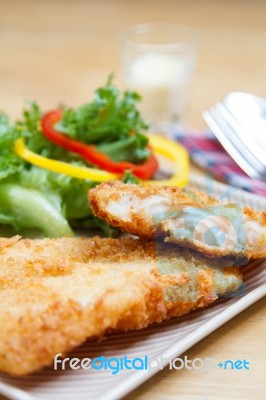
[0,177,265,400]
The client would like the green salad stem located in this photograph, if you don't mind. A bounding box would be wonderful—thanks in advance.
[0,184,74,238]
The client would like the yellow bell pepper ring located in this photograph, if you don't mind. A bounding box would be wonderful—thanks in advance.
[14,135,189,186]
[14,138,119,182]
[147,134,189,186]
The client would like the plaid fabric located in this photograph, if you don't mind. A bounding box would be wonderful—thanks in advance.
[173,130,266,197]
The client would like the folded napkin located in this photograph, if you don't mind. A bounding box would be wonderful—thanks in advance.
[173,130,266,197]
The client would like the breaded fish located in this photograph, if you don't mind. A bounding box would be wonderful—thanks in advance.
[0,236,242,376]
[89,181,266,260]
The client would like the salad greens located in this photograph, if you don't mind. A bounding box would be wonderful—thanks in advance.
[0,77,146,237]
[56,75,149,163]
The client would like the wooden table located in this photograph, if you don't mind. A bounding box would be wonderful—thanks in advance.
[0,1,265,399]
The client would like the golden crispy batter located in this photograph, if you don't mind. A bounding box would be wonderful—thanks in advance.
[89,181,266,260]
[0,236,242,376]
[89,181,216,237]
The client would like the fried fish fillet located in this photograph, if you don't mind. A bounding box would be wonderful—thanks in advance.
[0,236,242,376]
[89,181,266,260]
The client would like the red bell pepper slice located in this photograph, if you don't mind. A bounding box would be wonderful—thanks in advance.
[40,110,159,180]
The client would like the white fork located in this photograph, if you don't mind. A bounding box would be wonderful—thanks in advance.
[202,93,266,181]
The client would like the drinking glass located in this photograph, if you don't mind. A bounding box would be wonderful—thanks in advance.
[120,23,197,131]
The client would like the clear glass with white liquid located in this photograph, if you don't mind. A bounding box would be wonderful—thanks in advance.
[120,24,197,130]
